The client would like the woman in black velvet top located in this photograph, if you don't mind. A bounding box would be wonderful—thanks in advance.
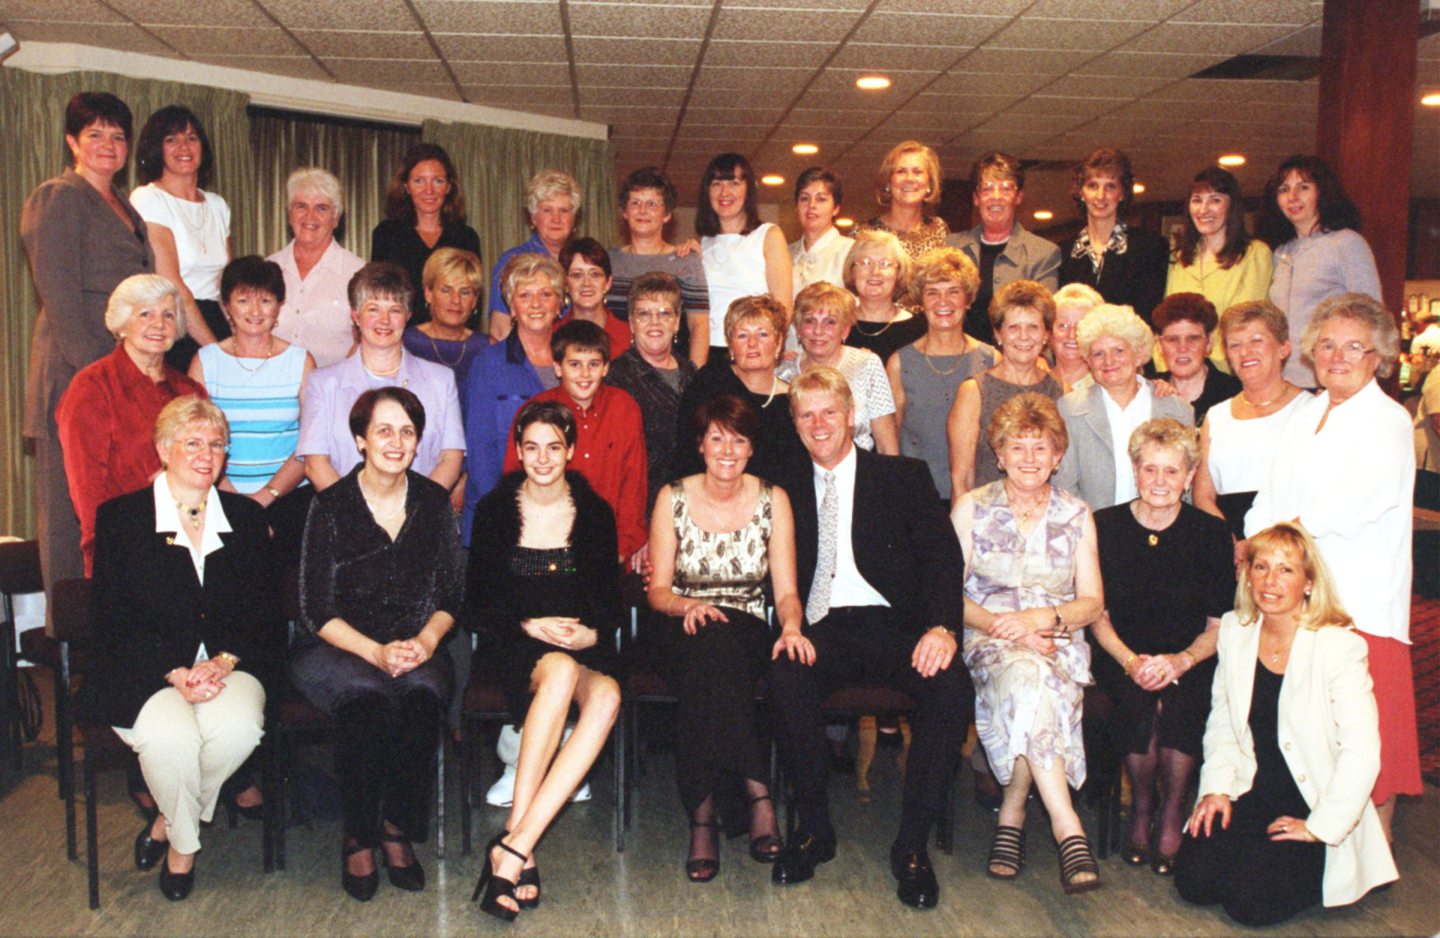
[466,400,623,921]
[371,143,481,324]
[291,386,464,902]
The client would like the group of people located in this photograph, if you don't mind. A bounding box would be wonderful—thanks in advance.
[18,89,1417,928]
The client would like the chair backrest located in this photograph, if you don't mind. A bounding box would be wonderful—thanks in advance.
[0,539,43,602]
[49,578,94,644]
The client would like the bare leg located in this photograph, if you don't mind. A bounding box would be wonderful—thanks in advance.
[1028,756,1096,886]
[1375,798,1395,844]
[990,757,1032,876]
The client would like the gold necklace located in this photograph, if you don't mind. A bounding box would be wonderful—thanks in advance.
[231,338,275,374]
[174,496,206,530]
[424,327,470,368]
[1241,383,1291,409]
[362,351,403,378]
[921,342,962,377]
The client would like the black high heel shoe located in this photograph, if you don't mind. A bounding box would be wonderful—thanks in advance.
[134,822,168,871]
[501,829,540,910]
[686,820,721,882]
[381,831,426,891]
[222,790,265,827]
[157,853,194,901]
[472,834,525,921]
[341,843,379,902]
[747,795,782,863]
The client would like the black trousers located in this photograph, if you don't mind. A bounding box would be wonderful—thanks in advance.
[767,606,971,852]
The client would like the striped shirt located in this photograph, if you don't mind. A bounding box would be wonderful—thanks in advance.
[198,342,307,494]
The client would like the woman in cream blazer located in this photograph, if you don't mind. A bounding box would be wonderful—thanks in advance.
[1175,523,1396,927]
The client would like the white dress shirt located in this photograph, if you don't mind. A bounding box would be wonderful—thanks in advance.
[152,475,232,662]
[1099,378,1153,506]
[813,446,888,610]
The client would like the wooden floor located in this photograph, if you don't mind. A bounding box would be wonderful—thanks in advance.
[2,681,1438,938]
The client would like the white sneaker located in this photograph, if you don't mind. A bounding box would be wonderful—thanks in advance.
[569,781,592,803]
[485,765,517,807]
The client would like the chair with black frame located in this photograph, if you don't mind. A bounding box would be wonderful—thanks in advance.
[1,539,44,773]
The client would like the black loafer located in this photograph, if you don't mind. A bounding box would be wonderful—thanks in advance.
[134,824,168,872]
[158,860,194,901]
[891,848,939,909]
[770,833,835,886]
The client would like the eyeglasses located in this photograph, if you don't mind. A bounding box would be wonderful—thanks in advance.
[633,308,678,323]
[180,438,228,455]
[978,182,1018,196]
[854,258,897,271]
[568,269,608,283]
[626,198,665,213]
[1313,340,1375,361]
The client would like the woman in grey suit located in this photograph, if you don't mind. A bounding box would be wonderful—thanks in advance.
[1052,304,1192,510]
[20,91,155,603]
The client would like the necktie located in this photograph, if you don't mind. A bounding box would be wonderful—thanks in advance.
[807,471,837,624]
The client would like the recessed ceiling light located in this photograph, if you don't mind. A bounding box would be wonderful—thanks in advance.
[1032,210,1054,222]
[856,75,892,91]
[836,217,855,228]
[792,143,819,155]
[1218,154,1246,167]
[760,174,785,186]
[1132,182,1146,195]
[1423,91,1440,107]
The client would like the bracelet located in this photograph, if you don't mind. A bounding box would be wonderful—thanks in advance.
[266,487,282,500]
[216,652,241,669]
[1122,653,1138,675]
[1178,650,1197,670]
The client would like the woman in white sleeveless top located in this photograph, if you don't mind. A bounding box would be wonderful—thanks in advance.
[697,153,792,354]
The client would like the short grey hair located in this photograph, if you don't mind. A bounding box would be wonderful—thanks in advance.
[525,169,582,217]
[105,273,184,341]
[1127,417,1200,472]
[153,395,229,455]
[1301,292,1400,380]
[286,166,344,218]
[1076,303,1153,361]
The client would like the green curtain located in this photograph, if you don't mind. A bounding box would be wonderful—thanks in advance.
[249,108,419,259]
[0,69,252,538]
[421,120,617,282]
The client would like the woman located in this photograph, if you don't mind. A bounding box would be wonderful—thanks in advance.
[131,105,229,367]
[468,401,623,920]
[1058,148,1168,324]
[854,141,949,259]
[674,295,806,485]
[488,169,582,341]
[1050,283,1104,392]
[842,229,924,366]
[1147,293,1240,425]
[21,91,155,598]
[1176,523,1397,926]
[401,247,488,389]
[1258,155,1382,388]
[87,396,277,902]
[605,271,697,516]
[777,282,898,454]
[56,274,207,574]
[371,143,481,324]
[1053,304,1193,511]
[887,247,997,504]
[948,279,1064,499]
[1089,418,1234,874]
[1245,294,1419,837]
[697,153,793,356]
[648,395,800,881]
[952,393,1105,893]
[561,237,631,359]
[607,166,710,367]
[188,256,315,561]
[789,166,851,293]
[462,254,564,544]
[267,167,366,368]
[292,387,464,901]
[1192,301,1310,542]
[1165,167,1273,373]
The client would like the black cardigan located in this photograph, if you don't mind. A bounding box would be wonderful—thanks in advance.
[1058,225,1169,324]
[85,486,281,727]
[464,470,623,652]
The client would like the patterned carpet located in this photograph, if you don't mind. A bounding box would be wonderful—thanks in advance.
[1414,593,1439,786]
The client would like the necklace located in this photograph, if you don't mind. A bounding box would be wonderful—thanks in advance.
[231,338,275,374]
[854,309,899,337]
[362,352,403,378]
[174,496,206,530]
[1241,383,1291,409]
[758,375,778,409]
[425,329,470,368]
[921,339,963,376]
[360,473,408,525]
[1006,486,1047,525]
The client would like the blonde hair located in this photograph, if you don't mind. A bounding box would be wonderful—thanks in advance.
[153,395,228,454]
[1301,292,1401,380]
[106,273,185,341]
[1235,523,1353,631]
[286,167,344,218]
[1076,303,1154,361]
[907,247,979,309]
[990,279,1056,332]
[794,282,859,331]
[723,295,787,342]
[525,169,582,217]
[1221,299,1289,345]
[1053,282,1104,314]
[500,253,565,306]
[789,365,854,415]
[422,247,485,294]
[988,391,1068,455]
[876,140,941,209]
[842,229,910,300]
[1127,417,1199,472]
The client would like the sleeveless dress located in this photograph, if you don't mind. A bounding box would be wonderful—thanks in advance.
[1204,391,1311,540]
[962,481,1092,788]
[897,339,995,499]
[973,371,1064,489]
[197,342,306,494]
[701,223,775,348]
[662,480,775,813]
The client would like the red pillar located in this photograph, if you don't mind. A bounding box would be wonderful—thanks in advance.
[1317,0,1419,312]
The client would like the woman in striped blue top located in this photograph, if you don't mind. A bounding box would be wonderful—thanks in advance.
[189,255,315,559]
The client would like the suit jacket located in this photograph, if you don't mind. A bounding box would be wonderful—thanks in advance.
[84,487,281,728]
[1053,382,1193,511]
[946,222,1061,292]
[1199,612,1397,907]
[21,169,154,439]
[1058,225,1169,323]
[788,448,964,633]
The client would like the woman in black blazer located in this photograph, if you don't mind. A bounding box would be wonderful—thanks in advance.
[87,396,279,902]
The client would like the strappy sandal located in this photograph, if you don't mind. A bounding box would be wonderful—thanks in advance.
[747,795,782,863]
[986,824,1026,879]
[686,820,721,883]
[501,828,541,909]
[1058,834,1103,895]
[472,834,525,921]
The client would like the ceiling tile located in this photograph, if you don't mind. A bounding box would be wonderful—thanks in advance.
[930,70,1052,97]
[1020,0,1189,17]
[433,35,568,60]
[829,42,967,72]
[574,63,693,86]
[148,26,303,56]
[878,0,1030,13]
[712,7,863,43]
[389,83,464,102]
[1006,94,1133,118]
[1250,24,1322,57]
[985,17,1150,51]
[684,105,788,123]
[567,2,713,38]
[579,87,690,107]
[1078,51,1229,79]
[6,21,175,54]
[451,61,572,85]
[328,59,452,84]
[572,37,701,65]
[848,12,1009,47]
[950,47,1095,75]
[705,40,836,68]
[1122,22,1297,56]
[1169,0,1321,26]
[1,0,123,22]
[107,0,255,24]
[580,105,685,123]
[911,92,1026,114]
[974,111,1090,135]
[465,85,577,107]
[784,109,883,128]
[196,55,332,81]
[260,0,416,32]
[292,30,433,58]
[412,0,562,34]
[695,65,814,92]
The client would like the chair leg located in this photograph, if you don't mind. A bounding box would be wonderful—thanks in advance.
[613,702,626,853]
[84,745,100,910]
[54,655,72,803]
[274,733,289,871]
[64,733,78,861]
[261,737,275,874]
[459,720,472,857]
[435,734,446,862]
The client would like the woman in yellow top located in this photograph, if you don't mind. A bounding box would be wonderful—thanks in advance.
[1165,168,1272,373]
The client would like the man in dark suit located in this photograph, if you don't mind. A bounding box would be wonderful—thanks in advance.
[768,366,971,909]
